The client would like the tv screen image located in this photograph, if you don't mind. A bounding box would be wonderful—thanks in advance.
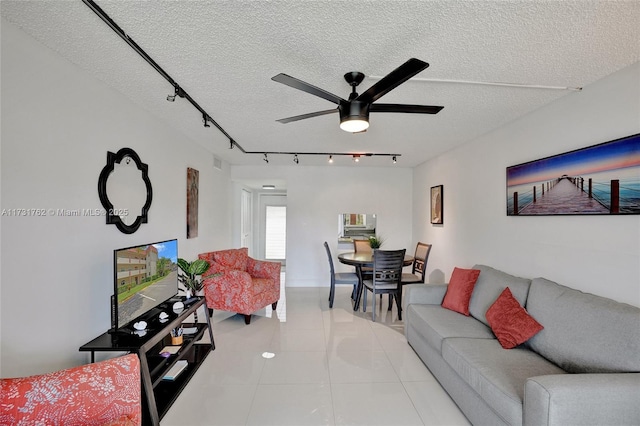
[113,239,178,330]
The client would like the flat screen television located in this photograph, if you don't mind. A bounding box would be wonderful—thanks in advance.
[112,239,179,331]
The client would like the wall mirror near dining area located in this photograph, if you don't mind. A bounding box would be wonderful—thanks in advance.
[338,213,376,243]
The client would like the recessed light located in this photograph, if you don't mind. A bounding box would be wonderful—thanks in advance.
[262,184,276,190]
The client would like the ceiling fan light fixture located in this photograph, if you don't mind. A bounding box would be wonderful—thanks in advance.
[340,118,369,133]
[339,101,370,133]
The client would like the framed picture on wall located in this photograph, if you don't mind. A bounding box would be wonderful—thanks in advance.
[506,133,640,216]
[430,185,443,224]
[187,167,199,238]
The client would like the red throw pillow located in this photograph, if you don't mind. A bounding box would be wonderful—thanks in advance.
[486,287,544,349]
[441,267,481,315]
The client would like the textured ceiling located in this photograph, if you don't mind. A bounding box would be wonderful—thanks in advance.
[2,1,639,168]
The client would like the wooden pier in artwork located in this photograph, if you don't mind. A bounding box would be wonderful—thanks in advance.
[518,178,608,215]
[511,177,620,215]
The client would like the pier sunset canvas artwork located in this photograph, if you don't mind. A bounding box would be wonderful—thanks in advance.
[506,133,640,216]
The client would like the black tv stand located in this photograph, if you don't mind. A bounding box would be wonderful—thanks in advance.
[107,327,135,335]
[80,296,214,426]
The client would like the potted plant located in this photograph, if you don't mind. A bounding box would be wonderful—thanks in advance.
[177,258,211,299]
[368,235,384,249]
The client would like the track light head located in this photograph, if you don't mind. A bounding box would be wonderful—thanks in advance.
[353,154,360,162]
[294,154,299,164]
[328,155,333,163]
[203,114,211,127]
[166,86,185,102]
[392,156,397,163]
[263,153,269,164]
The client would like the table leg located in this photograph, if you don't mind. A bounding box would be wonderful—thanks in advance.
[353,265,364,311]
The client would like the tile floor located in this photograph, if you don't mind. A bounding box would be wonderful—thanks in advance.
[162,281,470,426]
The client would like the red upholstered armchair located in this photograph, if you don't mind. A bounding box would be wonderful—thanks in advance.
[199,247,281,324]
[0,353,141,425]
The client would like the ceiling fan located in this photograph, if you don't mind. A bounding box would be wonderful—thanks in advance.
[272,58,444,133]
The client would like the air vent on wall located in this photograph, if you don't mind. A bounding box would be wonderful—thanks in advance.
[213,155,222,171]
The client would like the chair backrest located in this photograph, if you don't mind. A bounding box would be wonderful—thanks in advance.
[372,249,406,288]
[353,239,372,253]
[324,241,335,275]
[412,242,432,280]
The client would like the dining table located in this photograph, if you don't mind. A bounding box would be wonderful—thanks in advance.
[337,251,414,311]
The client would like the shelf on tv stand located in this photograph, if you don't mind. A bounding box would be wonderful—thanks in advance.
[79,296,214,426]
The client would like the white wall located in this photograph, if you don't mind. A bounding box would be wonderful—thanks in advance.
[413,62,640,307]
[0,20,233,376]
[231,165,414,286]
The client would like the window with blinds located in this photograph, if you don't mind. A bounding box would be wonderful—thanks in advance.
[265,205,286,260]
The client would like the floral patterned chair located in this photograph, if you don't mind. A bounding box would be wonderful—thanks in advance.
[199,247,281,324]
[0,353,141,425]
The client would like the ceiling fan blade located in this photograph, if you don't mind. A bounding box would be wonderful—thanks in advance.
[272,73,346,105]
[370,103,444,114]
[276,108,338,124]
[356,58,429,104]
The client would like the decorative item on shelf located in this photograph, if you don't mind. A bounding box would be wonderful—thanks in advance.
[170,327,183,345]
[368,235,384,250]
[177,258,220,323]
[177,258,210,296]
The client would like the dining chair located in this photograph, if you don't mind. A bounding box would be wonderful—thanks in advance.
[362,249,406,322]
[401,242,432,285]
[353,238,372,253]
[386,242,432,312]
[353,238,374,275]
[324,241,359,308]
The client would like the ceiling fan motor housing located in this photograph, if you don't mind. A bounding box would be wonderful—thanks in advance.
[339,100,370,124]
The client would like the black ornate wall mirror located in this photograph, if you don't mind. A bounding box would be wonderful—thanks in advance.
[98,148,152,234]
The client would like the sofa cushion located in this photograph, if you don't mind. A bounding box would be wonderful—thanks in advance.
[468,265,531,326]
[441,267,481,315]
[486,287,543,349]
[442,338,566,425]
[212,248,249,271]
[405,304,495,354]
[526,277,640,373]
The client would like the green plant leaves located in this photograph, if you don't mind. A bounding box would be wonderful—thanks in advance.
[177,258,211,292]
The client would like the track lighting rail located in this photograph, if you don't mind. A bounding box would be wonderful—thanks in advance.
[83,0,401,163]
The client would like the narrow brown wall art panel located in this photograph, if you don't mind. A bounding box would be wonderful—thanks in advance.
[187,167,199,238]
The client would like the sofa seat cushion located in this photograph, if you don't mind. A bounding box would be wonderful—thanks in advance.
[526,277,640,373]
[442,338,566,425]
[406,304,495,354]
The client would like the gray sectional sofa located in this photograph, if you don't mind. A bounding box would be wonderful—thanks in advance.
[404,264,640,426]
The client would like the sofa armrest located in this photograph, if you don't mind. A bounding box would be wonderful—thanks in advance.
[524,373,640,426]
[403,283,448,310]
[246,257,281,281]
[0,354,141,425]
